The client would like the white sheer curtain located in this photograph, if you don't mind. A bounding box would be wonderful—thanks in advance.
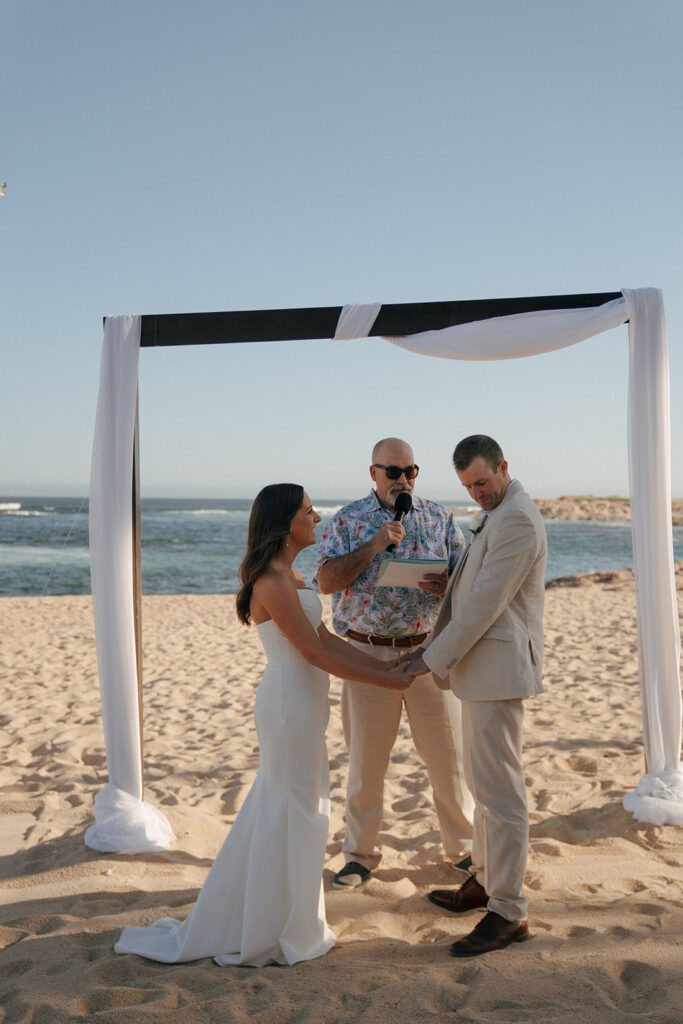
[87,315,174,852]
[622,289,683,822]
[385,296,629,360]
[384,288,682,825]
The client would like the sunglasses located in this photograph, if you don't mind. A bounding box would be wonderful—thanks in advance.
[373,463,419,480]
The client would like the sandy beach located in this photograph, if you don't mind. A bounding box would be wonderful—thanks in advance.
[1,570,682,1023]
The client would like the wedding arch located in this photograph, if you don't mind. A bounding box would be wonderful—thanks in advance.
[86,287,683,854]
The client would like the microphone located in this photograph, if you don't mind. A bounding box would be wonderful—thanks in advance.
[386,492,413,551]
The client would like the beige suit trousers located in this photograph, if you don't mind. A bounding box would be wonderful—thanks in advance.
[462,698,528,921]
[341,640,474,871]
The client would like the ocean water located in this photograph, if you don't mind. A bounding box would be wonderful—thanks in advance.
[2,497,683,598]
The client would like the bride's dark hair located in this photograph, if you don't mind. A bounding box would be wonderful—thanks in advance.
[236,483,304,625]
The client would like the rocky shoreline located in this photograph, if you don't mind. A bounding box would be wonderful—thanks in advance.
[534,495,683,525]
[546,560,683,590]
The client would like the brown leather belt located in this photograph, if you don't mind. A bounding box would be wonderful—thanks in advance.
[346,629,428,648]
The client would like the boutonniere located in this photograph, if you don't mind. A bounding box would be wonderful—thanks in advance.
[471,515,488,536]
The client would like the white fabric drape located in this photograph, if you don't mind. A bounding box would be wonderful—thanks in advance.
[87,315,175,852]
[386,296,629,360]
[622,289,683,823]
[334,302,382,340]
[382,288,682,825]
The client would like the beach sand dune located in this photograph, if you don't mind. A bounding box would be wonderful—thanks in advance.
[1,573,682,1023]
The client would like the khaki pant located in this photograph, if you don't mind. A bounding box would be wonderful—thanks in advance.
[341,640,474,871]
[462,698,528,921]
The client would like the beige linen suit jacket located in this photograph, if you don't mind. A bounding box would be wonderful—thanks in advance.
[421,480,547,701]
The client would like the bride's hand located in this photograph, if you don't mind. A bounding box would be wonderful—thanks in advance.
[382,666,416,690]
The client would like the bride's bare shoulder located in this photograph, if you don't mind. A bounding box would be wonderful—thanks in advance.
[249,567,298,624]
[252,566,296,599]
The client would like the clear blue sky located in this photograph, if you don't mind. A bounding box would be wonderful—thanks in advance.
[2,0,682,501]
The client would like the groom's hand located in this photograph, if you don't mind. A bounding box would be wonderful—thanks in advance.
[401,655,429,678]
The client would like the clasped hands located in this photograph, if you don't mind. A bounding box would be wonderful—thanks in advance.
[384,648,430,682]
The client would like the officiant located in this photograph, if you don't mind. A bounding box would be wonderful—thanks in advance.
[315,437,474,889]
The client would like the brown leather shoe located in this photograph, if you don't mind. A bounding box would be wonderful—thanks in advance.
[428,875,488,913]
[449,911,532,957]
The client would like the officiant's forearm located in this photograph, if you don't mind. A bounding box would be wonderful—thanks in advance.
[317,542,380,594]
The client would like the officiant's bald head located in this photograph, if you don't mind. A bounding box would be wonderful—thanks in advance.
[369,437,418,510]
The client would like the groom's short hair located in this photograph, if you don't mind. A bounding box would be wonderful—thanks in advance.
[453,435,504,472]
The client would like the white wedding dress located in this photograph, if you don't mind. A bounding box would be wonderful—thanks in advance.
[115,589,335,967]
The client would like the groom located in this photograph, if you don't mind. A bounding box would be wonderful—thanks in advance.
[399,435,547,957]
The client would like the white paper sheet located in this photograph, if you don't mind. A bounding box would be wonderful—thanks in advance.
[375,557,448,588]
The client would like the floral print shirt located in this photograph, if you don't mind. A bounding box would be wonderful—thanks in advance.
[316,491,466,638]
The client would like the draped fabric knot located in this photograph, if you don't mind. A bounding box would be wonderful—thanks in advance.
[333,303,382,340]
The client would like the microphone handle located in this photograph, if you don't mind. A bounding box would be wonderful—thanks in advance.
[386,511,406,552]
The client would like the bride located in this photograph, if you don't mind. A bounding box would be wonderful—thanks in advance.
[115,483,411,967]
